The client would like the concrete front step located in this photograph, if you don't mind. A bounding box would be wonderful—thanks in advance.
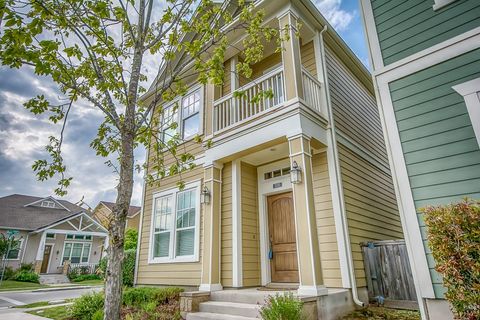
[186,312,258,320]
[39,274,70,285]
[199,301,261,318]
[210,289,295,305]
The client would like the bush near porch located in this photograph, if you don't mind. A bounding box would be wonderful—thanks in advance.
[63,287,183,320]
[422,198,480,320]
[98,248,136,286]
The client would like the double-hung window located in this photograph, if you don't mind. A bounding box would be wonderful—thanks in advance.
[6,239,22,260]
[159,87,202,143]
[150,181,200,263]
[62,242,91,264]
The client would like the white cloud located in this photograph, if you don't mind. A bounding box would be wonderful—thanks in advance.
[313,0,354,32]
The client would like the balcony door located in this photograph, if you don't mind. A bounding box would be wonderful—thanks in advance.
[267,192,299,283]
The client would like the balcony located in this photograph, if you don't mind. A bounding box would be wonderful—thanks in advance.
[212,66,324,134]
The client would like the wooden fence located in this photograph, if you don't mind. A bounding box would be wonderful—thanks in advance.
[361,240,417,307]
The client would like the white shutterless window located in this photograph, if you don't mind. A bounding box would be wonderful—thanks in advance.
[149,181,201,263]
[181,89,201,140]
[160,103,178,144]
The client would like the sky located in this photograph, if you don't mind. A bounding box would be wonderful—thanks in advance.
[0,0,369,208]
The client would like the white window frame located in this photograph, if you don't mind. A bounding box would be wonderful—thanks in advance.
[452,77,480,148]
[5,238,23,260]
[41,200,56,208]
[159,85,204,144]
[148,180,201,264]
[61,241,91,265]
[65,234,93,241]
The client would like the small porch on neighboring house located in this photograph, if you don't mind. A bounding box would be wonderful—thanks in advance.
[27,212,108,279]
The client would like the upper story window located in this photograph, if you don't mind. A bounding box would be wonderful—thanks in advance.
[66,234,92,241]
[41,200,56,208]
[160,86,203,143]
[150,181,200,263]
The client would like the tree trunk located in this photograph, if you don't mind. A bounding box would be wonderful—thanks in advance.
[104,130,135,320]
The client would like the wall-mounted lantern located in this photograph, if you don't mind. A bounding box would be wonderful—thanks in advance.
[200,186,211,204]
[290,161,302,184]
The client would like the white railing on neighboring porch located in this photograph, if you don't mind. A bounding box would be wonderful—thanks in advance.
[302,67,325,115]
[213,67,284,132]
[68,262,99,275]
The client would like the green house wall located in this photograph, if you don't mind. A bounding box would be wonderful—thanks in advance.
[371,0,480,65]
[389,48,480,298]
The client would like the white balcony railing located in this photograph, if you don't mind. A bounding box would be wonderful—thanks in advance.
[302,67,324,115]
[213,67,284,132]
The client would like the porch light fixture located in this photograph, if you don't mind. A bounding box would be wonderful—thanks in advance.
[200,185,211,204]
[290,161,302,184]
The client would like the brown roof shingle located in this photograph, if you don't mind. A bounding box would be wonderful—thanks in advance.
[100,201,141,218]
[0,194,85,231]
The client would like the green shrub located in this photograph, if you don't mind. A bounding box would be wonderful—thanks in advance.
[124,228,138,251]
[19,263,34,272]
[14,271,39,283]
[260,293,304,320]
[92,309,104,320]
[422,198,480,320]
[71,291,104,320]
[2,266,15,280]
[71,274,102,282]
[123,286,183,307]
[98,249,136,286]
[123,249,136,287]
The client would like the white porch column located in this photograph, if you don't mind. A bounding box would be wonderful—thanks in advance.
[199,162,223,292]
[232,160,243,287]
[102,236,110,258]
[34,231,47,273]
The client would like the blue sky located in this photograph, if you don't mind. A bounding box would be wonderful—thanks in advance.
[0,0,369,207]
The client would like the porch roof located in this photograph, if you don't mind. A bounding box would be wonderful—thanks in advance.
[32,211,108,236]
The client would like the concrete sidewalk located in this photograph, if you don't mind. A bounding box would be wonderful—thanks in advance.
[0,312,48,319]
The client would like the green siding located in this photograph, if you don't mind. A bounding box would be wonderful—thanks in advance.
[371,0,480,65]
[389,48,480,298]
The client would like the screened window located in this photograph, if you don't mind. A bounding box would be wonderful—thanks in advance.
[159,87,202,144]
[181,90,201,139]
[151,183,199,262]
[6,239,22,260]
[160,104,178,144]
[62,242,91,264]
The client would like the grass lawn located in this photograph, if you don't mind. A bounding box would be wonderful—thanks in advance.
[0,280,48,292]
[70,279,104,286]
[343,306,420,320]
[28,305,71,320]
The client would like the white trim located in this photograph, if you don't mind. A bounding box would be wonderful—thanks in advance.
[375,26,480,80]
[45,229,108,237]
[231,160,243,287]
[375,78,436,300]
[61,241,91,265]
[33,212,108,234]
[198,283,223,292]
[359,0,384,70]
[35,231,47,261]
[5,238,24,261]
[452,78,480,147]
[148,180,201,264]
[20,234,29,263]
[297,285,328,296]
[24,196,71,212]
[257,159,294,286]
[433,0,457,11]
[316,28,352,290]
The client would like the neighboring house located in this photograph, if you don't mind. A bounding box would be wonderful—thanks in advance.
[135,0,404,318]
[359,0,480,319]
[92,201,141,231]
[0,194,108,274]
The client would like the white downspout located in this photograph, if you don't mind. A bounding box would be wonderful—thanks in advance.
[318,25,365,307]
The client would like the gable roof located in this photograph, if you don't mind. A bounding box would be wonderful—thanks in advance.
[99,201,141,218]
[0,194,85,231]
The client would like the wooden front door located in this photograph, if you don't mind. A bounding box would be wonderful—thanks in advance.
[40,245,52,273]
[268,192,299,283]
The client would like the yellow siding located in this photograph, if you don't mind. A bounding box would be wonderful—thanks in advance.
[241,162,261,287]
[311,152,342,288]
[338,144,403,288]
[92,205,111,228]
[223,59,232,96]
[126,214,140,231]
[301,40,317,78]
[136,167,204,286]
[221,162,233,287]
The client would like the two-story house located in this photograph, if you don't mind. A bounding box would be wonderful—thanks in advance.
[360,0,480,319]
[92,201,141,231]
[135,0,404,318]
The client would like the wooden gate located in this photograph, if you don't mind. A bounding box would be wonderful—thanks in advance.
[361,240,418,308]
